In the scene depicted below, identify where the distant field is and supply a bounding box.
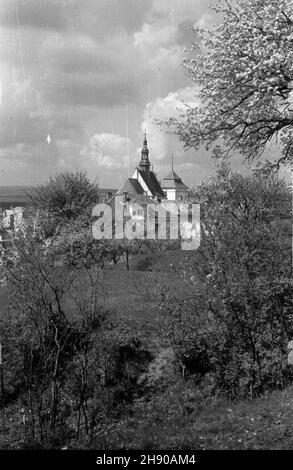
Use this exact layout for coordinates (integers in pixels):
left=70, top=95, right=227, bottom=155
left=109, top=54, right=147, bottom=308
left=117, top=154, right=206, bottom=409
left=0, top=249, right=193, bottom=347
left=0, top=186, right=31, bottom=209
left=1, top=248, right=293, bottom=449
left=64, top=249, right=196, bottom=350
left=0, top=185, right=116, bottom=210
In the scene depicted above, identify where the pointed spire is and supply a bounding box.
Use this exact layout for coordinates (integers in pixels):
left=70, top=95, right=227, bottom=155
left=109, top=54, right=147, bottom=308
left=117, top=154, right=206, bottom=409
left=171, top=153, right=174, bottom=171
left=142, top=131, right=149, bottom=155
left=139, top=131, right=150, bottom=172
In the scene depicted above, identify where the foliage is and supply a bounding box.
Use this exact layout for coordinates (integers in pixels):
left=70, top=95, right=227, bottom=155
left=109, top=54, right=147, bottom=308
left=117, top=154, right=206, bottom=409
left=28, top=171, right=99, bottom=226
left=168, top=0, right=293, bottom=166
left=86, top=384, right=293, bottom=450
left=1, top=235, right=102, bottom=440
left=0, top=234, right=152, bottom=447
left=159, top=165, right=293, bottom=398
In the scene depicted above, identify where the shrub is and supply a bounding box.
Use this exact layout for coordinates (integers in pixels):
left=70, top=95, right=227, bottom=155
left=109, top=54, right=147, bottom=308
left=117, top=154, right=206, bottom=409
left=28, top=171, right=99, bottom=223
left=160, top=166, right=293, bottom=398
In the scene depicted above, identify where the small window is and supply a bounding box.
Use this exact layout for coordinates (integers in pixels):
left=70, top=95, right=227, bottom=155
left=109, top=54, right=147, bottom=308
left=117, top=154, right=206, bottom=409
left=138, top=209, right=143, bottom=215
left=132, top=210, right=136, bottom=215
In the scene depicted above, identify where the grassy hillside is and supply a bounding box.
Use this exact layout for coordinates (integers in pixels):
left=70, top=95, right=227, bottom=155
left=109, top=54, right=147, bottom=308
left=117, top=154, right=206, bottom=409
left=0, top=249, right=292, bottom=450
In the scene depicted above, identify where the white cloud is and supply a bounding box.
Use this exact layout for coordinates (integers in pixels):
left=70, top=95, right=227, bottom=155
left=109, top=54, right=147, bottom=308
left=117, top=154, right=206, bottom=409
left=89, top=133, right=130, bottom=153
left=134, top=23, right=178, bottom=49
left=132, top=0, right=210, bottom=96
left=80, top=132, right=133, bottom=170
left=150, top=0, right=202, bottom=23
left=195, top=13, right=214, bottom=29
left=0, top=0, right=216, bottom=185
left=141, top=86, right=199, bottom=164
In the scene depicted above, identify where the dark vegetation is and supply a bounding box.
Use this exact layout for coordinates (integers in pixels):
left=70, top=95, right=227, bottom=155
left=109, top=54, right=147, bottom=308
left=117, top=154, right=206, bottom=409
left=0, top=165, right=292, bottom=449
left=1, top=0, right=292, bottom=450
left=159, top=164, right=293, bottom=399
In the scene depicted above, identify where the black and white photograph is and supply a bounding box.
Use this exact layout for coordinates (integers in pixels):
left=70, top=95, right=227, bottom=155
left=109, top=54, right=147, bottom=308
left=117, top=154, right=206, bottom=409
left=0, top=0, right=292, bottom=458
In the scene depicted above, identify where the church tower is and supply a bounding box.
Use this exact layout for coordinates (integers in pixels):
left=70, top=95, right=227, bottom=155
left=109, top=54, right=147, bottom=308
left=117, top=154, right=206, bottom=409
left=162, top=156, right=189, bottom=201
left=138, top=132, right=151, bottom=175
left=117, top=133, right=166, bottom=200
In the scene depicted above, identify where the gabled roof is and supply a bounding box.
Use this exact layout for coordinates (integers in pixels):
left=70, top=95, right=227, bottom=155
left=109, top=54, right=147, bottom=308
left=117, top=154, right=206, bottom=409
left=116, top=178, right=144, bottom=196
left=96, top=187, right=117, bottom=197
left=162, top=170, right=189, bottom=190
left=164, top=170, right=182, bottom=181
left=162, top=179, right=189, bottom=190
left=138, top=170, right=166, bottom=198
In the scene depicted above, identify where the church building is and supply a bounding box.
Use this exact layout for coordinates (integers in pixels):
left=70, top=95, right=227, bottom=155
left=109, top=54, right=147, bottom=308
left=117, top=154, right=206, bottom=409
left=161, top=165, right=189, bottom=201
left=116, top=133, right=189, bottom=202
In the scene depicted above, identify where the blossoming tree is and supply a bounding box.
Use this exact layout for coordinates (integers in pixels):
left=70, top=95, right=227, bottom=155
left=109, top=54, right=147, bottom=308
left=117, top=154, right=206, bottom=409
left=171, top=0, right=293, bottom=167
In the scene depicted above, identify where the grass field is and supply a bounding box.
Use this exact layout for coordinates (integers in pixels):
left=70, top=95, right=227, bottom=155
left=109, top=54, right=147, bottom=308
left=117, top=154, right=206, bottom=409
left=1, top=249, right=293, bottom=450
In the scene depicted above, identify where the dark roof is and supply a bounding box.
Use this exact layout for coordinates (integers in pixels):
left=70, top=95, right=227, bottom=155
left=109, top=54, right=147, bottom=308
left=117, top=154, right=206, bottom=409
left=129, top=194, right=155, bottom=206
left=138, top=170, right=166, bottom=198
left=162, top=180, right=189, bottom=190
left=116, top=178, right=145, bottom=196
left=96, top=187, right=117, bottom=196
left=162, top=170, right=189, bottom=190
left=164, top=170, right=182, bottom=181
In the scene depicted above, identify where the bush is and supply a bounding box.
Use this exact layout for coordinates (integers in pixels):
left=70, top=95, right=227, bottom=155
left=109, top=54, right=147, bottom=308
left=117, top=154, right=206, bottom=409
left=160, top=167, right=293, bottom=398
left=29, top=171, right=99, bottom=221
left=0, top=236, right=154, bottom=447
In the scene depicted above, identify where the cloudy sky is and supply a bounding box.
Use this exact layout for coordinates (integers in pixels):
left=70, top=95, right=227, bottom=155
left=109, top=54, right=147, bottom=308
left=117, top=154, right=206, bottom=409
left=0, top=0, right=280, bottom=189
